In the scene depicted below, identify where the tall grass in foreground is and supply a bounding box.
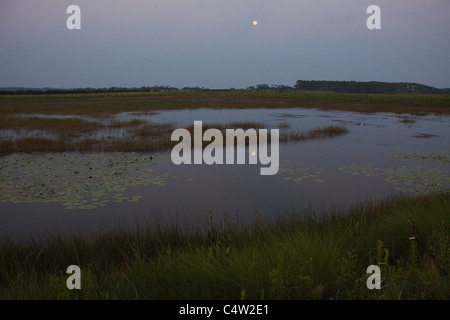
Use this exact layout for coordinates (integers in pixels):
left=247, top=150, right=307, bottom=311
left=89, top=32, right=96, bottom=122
left=0, top=193, right=448, bottom=300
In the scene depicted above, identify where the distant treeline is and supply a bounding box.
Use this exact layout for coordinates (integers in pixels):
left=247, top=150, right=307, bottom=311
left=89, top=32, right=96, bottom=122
left=293, top=80, right=450, bottom=94
left=1, top=81, right=449, bottom=95
left=0, top=85, right=180, bottom=95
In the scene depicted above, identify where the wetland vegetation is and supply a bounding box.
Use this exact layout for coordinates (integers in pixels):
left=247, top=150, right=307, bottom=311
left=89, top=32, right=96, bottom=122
left=0, top=90, right=449, bottom=300
left=0, top=193, right=448, bottom=299
left=1, top=90, right=447, bottom=154
left=1, top=90, right=449, bottom=115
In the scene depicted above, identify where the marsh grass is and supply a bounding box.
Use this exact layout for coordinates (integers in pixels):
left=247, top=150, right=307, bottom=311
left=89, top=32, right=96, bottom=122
left=1, top=89, right=446, bottom=154
left=131, top=123, right=175, bottom=139
left=398, top=117, right=417, bottom=123
left=0, top=116, right=101, bottom=136
left=0, top=193, right=448, bottom=299
left=109, top=119, right=147, bottom=128
left=280, top=125, right=349, bottom=142
left=184, top=122, right=348, bottom=145
left=0, top=118, right=349, bottom=154
left=1, top=90, right=448, bottom=116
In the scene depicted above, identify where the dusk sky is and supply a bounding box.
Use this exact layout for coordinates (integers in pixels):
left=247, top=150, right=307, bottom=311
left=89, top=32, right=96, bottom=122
left=1, top=0, right=449, bottom=89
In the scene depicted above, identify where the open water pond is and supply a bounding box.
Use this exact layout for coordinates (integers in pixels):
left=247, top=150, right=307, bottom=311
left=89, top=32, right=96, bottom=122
left=1, top=108, right=449, bottom=240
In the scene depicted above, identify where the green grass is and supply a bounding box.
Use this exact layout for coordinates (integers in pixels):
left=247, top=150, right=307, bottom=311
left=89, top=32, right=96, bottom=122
left=0, top=193, right=448, bottom=300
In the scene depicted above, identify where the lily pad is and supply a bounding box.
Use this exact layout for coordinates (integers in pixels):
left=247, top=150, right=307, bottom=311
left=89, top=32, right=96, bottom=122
left=278, top=161, right=324, bottom=183
left=339, top=162, right=449, bottom=194
left=0, top=152, right=172, bottom=210
left=388, top=151, right=450, bottom=165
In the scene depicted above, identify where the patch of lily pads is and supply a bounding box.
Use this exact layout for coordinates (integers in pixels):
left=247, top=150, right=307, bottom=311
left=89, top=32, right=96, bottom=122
left=278, top=161, right=324, bottom=183
left=339, top=151, right=449, bottom=194
left=0, top=152, right=176, bottom=210
left=339, top=164, right=449, bottom=194
left=388, top=151, right=450, bottom=165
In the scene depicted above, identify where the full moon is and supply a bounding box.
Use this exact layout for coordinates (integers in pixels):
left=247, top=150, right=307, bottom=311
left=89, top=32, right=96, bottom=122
left=253, top=20, right=258, bottom=26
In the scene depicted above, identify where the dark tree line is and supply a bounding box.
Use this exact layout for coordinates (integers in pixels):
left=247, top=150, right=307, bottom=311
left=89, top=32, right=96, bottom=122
left=293, top=80, right=446, bottom=93
left=1, top=81, right=448, bottom=95
left=0, top=85, right=179, bottom=95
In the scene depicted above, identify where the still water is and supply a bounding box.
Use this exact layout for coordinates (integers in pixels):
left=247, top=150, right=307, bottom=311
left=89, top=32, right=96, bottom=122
left=1, top=108, right=449, bottom=240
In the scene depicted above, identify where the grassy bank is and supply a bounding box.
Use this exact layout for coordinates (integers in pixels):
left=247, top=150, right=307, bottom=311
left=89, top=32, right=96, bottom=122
left=0, top=193, right=448, bottom=300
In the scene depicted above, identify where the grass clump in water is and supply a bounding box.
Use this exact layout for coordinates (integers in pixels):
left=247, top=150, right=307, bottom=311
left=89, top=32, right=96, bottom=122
left=280, top=125, right=349, bottom=142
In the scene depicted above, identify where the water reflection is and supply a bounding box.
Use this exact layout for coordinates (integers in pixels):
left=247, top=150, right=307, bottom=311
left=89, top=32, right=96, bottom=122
left=0, top=108, right=448, bottom=240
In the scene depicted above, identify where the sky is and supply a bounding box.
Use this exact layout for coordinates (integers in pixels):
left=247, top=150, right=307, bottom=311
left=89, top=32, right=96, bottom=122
left=0, top=0, right=449, bottom=89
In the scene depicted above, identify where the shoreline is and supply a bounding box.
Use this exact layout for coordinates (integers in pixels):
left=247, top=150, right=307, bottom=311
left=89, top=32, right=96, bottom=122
left=0, top=192, right=448, bottom=299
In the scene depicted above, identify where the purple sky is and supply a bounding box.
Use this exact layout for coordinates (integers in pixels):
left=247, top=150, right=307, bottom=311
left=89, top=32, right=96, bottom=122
left=1, top=0, right=449, bottom=89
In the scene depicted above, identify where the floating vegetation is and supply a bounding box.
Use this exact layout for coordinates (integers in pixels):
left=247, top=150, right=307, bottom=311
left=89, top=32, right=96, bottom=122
left=0, top=152, right=174, bottom=210
left=389, top=151, right=450, bottom=165
left=339, top=163, right=450, bottom=194
left=278, top=161, right=324, bottom=183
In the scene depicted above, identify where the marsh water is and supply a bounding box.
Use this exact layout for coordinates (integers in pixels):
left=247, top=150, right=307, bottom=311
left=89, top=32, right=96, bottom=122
left=1, top=108, right=449, bottom=240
